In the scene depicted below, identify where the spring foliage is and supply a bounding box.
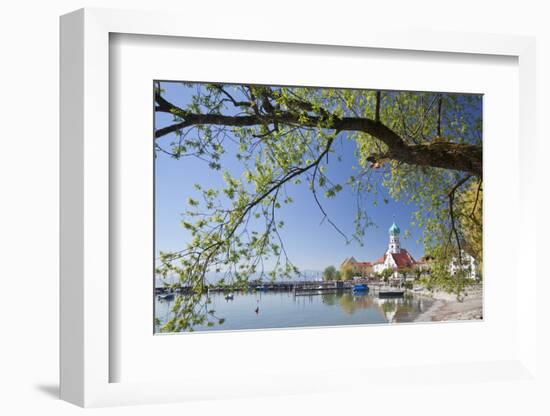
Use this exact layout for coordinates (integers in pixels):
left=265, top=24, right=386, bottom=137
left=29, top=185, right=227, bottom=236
left=154, top=82, right=482, bottom=331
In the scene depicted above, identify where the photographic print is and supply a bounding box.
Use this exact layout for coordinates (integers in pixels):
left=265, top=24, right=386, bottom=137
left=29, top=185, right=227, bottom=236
left=154, top=82, right=483, bottom=333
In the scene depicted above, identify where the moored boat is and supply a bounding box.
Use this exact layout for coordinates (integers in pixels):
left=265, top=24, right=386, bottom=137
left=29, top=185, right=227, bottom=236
left=378, top=289, right=404, bottom=298
left=352, top=284, right=369, bottom=292
left=158, top=292, right=175, bottom=301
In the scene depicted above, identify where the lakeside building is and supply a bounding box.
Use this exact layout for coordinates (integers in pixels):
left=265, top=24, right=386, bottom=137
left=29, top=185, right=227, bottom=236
left=341, top=221, right=417, bottom=280
left=449, top=251, right=479, bottom=280
left=417, top=252, right=479, bottom=280
left=340, top=220, right=479, bottom=281
left=340, top=257, right=373, bottom=277
left=416, top=255, right=434, bottom=272
left=372, top=221, right=417, bottom=279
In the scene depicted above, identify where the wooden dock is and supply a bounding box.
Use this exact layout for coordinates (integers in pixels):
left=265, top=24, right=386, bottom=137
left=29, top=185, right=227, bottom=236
left=155, top=279, right=388, bottom=295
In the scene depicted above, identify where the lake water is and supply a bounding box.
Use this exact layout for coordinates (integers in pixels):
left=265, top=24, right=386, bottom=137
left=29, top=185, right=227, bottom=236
left=155, top=290, right=433, bottom=333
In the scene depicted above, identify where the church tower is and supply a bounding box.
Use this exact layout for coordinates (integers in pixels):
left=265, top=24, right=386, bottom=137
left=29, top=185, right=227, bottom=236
left=387, top=221, right=401, bottom=254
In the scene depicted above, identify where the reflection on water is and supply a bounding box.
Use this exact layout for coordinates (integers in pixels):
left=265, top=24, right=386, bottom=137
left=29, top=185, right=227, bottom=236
left=321, top=291, right=429, bottom=323
left=155, top=290, right=432, bottom=333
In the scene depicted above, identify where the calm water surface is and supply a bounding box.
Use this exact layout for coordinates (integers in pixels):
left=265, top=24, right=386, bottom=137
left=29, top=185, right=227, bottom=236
left=155, top=290, right=433, bottom=333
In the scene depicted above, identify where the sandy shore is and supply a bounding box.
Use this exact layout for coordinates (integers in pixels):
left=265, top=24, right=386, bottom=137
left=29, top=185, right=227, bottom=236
left=414, top=287, right=483, bottom=322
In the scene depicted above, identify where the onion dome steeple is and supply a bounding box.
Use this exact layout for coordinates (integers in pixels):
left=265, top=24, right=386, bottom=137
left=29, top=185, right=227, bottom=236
left=389, top=221, right=400, bottom=236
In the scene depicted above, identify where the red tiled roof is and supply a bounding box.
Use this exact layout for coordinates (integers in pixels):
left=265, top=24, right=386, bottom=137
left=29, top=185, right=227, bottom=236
left=390, top=249, right=416, bottom=268
left=418, top=255, right=434, bottom=263
left=373, top=250, right=417, bottom=268
left=356, top=261, right=372, bottom=267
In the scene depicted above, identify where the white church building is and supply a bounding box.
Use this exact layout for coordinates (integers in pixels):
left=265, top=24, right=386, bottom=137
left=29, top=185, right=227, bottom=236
left=372, top=221, right=417, bottom=278
left=341, top=220, right=479, bottom=281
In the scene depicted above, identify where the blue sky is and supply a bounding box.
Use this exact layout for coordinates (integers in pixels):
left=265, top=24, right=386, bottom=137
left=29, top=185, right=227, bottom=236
left=155, top=82, right=427, bottom=271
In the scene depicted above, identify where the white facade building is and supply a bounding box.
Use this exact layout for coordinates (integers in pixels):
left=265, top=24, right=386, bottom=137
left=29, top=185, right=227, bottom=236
left=372, top=221, right=417, bottom=278
left=449, top=251, right=479, bottom=280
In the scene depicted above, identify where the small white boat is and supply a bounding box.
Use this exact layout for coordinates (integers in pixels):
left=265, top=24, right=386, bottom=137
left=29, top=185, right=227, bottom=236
left=158, top=292, right=175, bottom=301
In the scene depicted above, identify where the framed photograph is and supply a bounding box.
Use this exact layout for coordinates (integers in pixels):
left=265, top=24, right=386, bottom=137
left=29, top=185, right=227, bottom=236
left=153, top=81, right=483, bottom=334
left=60, top=8, right=538, bottom=408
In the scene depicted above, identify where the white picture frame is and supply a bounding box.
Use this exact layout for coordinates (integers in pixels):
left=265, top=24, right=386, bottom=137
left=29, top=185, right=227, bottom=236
left=60, top=7, right=538, bottom=408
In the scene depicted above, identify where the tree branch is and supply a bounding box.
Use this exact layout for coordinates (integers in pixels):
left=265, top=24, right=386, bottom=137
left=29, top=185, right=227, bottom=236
left=448, top=175, right=472, bottom=267
left=310, top=159, right=351, bottom=243
left=155, top=93, right=482, bottom=177
left=211, top=84, right=252, bottom=108
left=375, top=91, right=381, bottom=122
left=437, top=95, right=442, bottom=137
